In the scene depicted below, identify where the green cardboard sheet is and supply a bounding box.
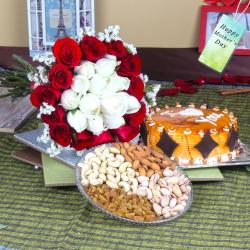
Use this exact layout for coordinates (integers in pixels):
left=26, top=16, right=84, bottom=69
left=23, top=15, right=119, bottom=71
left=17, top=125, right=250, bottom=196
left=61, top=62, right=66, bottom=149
left=42, top=153, right=75, bottom=187
left=183, top=167, right=224, bottom=182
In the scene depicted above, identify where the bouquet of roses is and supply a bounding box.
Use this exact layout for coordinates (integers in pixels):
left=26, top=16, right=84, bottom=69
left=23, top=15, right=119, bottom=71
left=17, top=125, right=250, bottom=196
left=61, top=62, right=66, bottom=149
left=28, top=26, right=160, bottom=156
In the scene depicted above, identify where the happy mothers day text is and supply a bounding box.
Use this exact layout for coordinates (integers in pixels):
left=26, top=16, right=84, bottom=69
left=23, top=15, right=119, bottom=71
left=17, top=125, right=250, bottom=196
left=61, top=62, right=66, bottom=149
left=213, top=24, right=239, bottom=48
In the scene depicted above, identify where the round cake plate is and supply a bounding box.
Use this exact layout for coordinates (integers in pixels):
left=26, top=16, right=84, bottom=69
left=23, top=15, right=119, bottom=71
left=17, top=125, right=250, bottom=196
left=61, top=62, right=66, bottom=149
left=75, top=144, right=193, bottom=225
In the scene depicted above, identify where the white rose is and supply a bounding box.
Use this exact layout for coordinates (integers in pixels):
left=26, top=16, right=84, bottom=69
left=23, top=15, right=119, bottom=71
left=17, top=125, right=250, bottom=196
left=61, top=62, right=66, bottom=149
left=74, top=61, right=95, bottom=79
left=79, top=93, right=100, bottom=117
left=61, top=89, right=81, bottom=110
left=119, top=92, right=141, bottom=114
left=87, top=115, right=104, bottom=135
left=103, top=115, right=125, bottom=129
left=89, top=74, right=109, bottom=95
left=71, top=75, right=90, bottom=95
left=101, top=93, right=128, bottom=117
left=95, top=57, right=117, bottom=77
left=67, top=110, right=87, bottom=133
left=103, top=73, right=130, bottom=94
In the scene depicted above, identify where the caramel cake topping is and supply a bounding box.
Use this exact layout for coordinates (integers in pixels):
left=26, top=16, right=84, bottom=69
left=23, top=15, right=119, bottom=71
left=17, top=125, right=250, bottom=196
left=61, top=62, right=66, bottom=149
left=143, top=105, right=239, bottom=166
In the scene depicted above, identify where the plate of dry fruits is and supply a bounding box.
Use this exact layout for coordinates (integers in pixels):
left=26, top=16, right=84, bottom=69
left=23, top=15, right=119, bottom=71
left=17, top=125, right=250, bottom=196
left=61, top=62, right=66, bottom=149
left=75, top=143, right=193, bottom=224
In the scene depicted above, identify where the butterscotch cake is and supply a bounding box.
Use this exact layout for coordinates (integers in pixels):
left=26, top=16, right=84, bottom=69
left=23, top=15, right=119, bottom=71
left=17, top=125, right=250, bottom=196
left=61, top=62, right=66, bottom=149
left=141, top=103, right=239, bottom=166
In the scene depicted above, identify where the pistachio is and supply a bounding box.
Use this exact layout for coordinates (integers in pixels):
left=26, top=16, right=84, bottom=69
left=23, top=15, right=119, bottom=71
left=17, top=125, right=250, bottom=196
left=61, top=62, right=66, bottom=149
left=153, top=203, right=162, bottom=216
left=160, top=188, right=171, bottom=196
left=160, top=197, right=170, bottom=207
left=163, top=168, right=174, bottom=177
left=166, top=176, right=180, bottom=185
left=169, top=197, right=177, bottom=208
left=173, top=185, right=182, bottom=198
left=162, top=206, right=170, bottom=214
left=163, top=212, right=171, bottom=219
left=137, top=176, right=149, bottom=183
left=136, top=187, right=147, bottom=196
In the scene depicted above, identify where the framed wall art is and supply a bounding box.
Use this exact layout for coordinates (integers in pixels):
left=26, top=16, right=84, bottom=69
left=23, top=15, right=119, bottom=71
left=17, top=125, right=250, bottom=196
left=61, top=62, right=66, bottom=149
left=27, top=0, right=95, bottom=57
left=199, top=5, right=250, bottom=55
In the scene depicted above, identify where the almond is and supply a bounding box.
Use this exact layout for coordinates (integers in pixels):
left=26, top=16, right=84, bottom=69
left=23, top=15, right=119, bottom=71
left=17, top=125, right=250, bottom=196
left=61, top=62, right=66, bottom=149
left=155, top=169, right=163, bottom=177
left=127, top=144, right=137, bottom=152
left=133, top=150, right=147, bottom=159
left=152, top=150, right=164, bottom=159
left=123, top=142, right=130, bottom=149
left=128, top=151, right=136, bottom=160
left=141, top=164, right=148, bottom=171
left=162, top=159, right=172, bottom=166
left=159, top=162, right=167, bottom=169
left=146, top=169, right=155, bottom=178
left=124, top=154, right=133, bottom=163
left=136, top=145, right=145, bottom=152
left=151, top=163, right=161, bottom=171
left=169, top=163, right=176, bottom=170
left=147, top=156, right=161, bottom=163
left=141, top=158, right=151, bottom=167
left=132, top=160, right=140, bottom=170
left=139, top=167, right=146, bottom=176
left=120, top=148, right=127, bottom=156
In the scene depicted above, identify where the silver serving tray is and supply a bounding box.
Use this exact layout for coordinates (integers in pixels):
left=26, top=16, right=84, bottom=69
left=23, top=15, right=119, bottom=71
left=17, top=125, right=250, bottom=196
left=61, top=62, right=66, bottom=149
left=75, top=145, right=193, bottom=225
left=180, top=141, right=250, bottom=169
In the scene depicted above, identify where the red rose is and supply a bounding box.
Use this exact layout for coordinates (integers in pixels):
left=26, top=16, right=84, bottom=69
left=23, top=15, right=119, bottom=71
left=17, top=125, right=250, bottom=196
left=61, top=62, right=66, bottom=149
left=80, top=36, right=106, bottom=62
left=30, top=85, right=61, bottom=108
left=52, top=37, right=82, bottom=68
left=105, top=40, right=127, bottom=58
left=112, top=125, right=139, bottom=142
left=73, top=130, right=114, bottom=151
left=49, top=64, right=73, bottom=90
left=118, top=54, right=141, bottom=77
left=49, top=123, right=72, bottom=147
left=73, top=130, right=93, bottom=150
left=42, top=105, right=65, bottom=126
left=92, top=131, right=115, bottom=146
left=124, top=102, right=146, bottom=127
left=127, top=77, right=144, bottom=101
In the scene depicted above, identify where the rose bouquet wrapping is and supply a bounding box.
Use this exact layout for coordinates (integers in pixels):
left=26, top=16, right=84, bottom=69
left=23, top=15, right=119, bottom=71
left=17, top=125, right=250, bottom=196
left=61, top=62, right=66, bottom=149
left=28, top=26, right=160, bottom=156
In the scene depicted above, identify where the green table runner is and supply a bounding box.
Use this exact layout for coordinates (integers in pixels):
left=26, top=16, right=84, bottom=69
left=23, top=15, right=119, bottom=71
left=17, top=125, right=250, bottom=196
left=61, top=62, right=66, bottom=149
left=0, top=87, right=249, bottom=249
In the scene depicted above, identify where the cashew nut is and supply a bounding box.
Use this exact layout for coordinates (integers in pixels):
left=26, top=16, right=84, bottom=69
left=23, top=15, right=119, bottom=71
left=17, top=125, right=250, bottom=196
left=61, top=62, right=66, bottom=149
left=118, top=181, right=130, bottom=192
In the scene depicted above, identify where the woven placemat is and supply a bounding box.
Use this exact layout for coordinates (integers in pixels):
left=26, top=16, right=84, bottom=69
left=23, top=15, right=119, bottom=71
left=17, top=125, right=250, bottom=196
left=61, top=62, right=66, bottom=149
left=0, top=87, right=249, bottom=250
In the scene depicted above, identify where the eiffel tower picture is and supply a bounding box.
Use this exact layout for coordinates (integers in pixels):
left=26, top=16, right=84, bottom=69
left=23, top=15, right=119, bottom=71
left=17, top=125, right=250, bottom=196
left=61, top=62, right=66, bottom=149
left=55, top=0, right=68, bottom=39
